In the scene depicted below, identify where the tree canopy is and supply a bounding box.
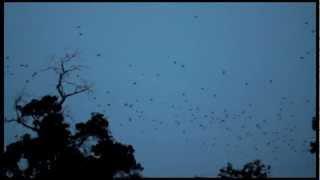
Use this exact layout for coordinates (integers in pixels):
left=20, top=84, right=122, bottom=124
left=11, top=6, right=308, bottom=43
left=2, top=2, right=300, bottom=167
left=1, top=53, right=143, bottom=179
left=1, top=95, right=143, bottom=180
left=218, top=160, right=270, bottom=179
left=310, top=116, right=317, bottom=154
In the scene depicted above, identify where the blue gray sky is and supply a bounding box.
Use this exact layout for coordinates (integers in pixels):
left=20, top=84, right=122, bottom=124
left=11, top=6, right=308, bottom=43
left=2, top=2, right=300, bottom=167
left=4, top=3, right=316, bottom=177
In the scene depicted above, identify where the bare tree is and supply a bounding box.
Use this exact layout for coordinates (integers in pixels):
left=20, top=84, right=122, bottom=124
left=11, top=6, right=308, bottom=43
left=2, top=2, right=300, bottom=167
left=6, top=50, right=93, bottom=133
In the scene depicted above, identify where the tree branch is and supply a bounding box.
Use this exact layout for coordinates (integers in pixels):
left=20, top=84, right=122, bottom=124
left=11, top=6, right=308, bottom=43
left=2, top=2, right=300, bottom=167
left=51, top=51, right=92, bottom=105
left=10, top=94, right=40, bottom=133
left=8, top=50, right=92, bottom=133
left=6, top=116, right=39, bottom=133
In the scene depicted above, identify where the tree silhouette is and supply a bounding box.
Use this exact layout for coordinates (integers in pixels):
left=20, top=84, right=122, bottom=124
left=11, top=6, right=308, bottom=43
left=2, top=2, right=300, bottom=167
left=310, top=116, right=317, bottom=154
left=1, top=52, right=143, bottom=179
left=218, top=160, right=270, bottom=179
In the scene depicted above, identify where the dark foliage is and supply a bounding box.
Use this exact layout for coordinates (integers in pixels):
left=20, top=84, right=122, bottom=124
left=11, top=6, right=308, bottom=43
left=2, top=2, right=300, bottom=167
left=310, top=116, right=317, bottom=154
left=218, top=160, right=270, bottom=179
left=0, top=95, right=143, bottom=180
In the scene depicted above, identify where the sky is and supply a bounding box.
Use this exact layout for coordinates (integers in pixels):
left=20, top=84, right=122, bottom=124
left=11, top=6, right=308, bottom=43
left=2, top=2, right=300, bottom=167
left=4, top=3, right=316, bottom=177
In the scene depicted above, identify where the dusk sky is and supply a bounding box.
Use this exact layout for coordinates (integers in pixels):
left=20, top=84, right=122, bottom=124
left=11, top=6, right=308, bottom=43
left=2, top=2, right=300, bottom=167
left=4, top=3, right=316, bottom=177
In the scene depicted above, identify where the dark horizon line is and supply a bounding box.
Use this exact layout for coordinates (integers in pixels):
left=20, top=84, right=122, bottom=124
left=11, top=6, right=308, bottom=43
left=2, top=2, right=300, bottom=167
left=3, top=0, right=318, bottom=3
left=122, top=177, right=316, bottom=179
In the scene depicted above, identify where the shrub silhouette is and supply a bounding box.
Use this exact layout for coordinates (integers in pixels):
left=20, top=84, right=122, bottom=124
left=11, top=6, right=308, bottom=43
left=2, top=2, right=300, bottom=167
left=310, top=116, right=317, bottom=154
left=1, top=95, right=143, bottom=179
left=218, top=160, right=270, bottom=179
